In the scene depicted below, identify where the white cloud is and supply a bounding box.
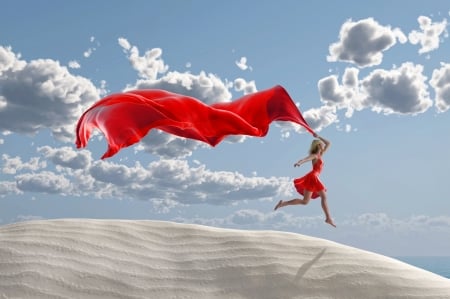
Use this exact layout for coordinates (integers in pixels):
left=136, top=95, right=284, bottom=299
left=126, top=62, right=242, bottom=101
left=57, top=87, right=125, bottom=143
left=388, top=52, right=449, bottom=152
left=318, top=68, right=364, bottom=118
left=0, top=46, right=100, bottom=142
left=430, top=62, right=450, bottom=112
left=69, top=156, right=293, bottom=207
left=83, top=37, right=98, bottom=59
left=233, top=78, right=257, bottom=94
left=235, top=56, right=252, bottom=71
left=343, top=213, right=450, bottom=233
left=136, top=131, right=201, bottom=159
left=83, top=48, right=94, bottom=58
left=318, top=75, right=347, bottom=104
left=317, top=63, right=432, bottom=117
left=0, top=181, right=21, bottom=197
left=10, top=146, right=293, bottom=209
left=135, top=159, right=293, bottom=206
left=0, top=46, right=25, bottom=74
left=303, top=106, right=339, bottom=132
left=277, top=103, right=339, bottom=135
left=327, top=18, right=407, bottom=67
left=408, top=16, right=448, bottom=54
left=361, top=62, right=432, bottom=115
left=68, top=60, right=81, bottom=69
left=38, top=146, right=91, bottom=169
left=118, top=37, right=131, bottom=51
left=174, top=209, right=323, bottom=230
left=336, top=123, right=353, bottom=133
left=15, top=171, right=72, bottom=194
left=1, top=154, right=46, bottom=175
left=118, top=37, right=168, bottom=80
left=89, top=160, right=149, bottom=186
left=132, top=70, right=232, bottom=105
left=119, top=38, right=233, bottom=104
left=175, top=210, right=450, bottom=235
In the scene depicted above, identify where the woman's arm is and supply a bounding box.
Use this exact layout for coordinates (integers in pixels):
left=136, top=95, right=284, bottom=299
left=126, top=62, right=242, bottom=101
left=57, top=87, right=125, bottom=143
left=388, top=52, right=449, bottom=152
left=294, top=154, right=317, bottom=167
left=314, top=133, right=331, bottom=155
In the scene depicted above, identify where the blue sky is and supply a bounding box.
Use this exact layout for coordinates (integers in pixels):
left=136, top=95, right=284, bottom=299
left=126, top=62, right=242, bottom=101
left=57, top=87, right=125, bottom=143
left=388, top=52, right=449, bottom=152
left=1, top=0, right=450, bottom=256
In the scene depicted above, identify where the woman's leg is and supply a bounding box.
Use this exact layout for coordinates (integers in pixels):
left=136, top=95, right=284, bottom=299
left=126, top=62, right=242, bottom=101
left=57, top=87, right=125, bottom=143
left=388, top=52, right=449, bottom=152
left=318, top=190, right=336, bottom=227
left=274, top=191, right=312, bottom=210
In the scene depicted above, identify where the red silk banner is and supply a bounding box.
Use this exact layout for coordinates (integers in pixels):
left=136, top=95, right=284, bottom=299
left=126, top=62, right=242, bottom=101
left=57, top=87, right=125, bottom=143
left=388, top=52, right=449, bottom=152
left=76, top=85, right=314, bottom=159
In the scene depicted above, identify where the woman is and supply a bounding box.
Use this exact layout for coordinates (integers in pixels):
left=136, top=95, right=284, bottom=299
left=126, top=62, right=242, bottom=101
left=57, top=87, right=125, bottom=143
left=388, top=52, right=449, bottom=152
left=274, top=133, right=336, bottom=227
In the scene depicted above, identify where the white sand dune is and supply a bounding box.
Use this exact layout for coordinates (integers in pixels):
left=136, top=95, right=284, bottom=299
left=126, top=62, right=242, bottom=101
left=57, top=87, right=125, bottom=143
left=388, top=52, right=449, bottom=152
left=0, top=219, right=449, bottom=299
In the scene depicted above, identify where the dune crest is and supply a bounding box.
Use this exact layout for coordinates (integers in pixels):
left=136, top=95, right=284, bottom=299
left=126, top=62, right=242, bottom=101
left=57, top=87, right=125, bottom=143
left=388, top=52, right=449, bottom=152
left=1, top=219, right=449, bottom=299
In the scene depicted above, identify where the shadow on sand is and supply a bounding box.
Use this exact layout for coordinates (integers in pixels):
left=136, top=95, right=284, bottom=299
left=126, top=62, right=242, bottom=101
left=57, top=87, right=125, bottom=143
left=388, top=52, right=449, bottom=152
left=215, top=247, right=328, bottom=299
left=294, top=248, right=326, bottom=283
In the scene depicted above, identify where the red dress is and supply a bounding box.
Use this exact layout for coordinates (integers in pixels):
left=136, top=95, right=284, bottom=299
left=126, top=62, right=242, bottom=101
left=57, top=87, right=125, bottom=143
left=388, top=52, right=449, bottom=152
left=293, top=155, right=326, bottom=199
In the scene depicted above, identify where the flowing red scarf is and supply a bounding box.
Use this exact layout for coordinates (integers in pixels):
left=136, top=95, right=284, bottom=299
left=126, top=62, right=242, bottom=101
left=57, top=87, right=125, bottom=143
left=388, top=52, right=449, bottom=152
left=76, top=85, right=314, bottom=159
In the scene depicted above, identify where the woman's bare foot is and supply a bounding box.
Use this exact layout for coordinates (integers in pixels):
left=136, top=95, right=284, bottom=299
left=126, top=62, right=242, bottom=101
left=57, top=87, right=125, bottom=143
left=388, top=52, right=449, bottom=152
left=274, top=200, right=283, bottom=211
left=325, top=218, right=336, bottom=227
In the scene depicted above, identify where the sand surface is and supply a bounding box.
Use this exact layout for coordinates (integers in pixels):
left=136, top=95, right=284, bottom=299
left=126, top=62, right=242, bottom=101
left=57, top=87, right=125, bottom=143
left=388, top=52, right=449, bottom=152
left=1, top=219, right=449, bottom=298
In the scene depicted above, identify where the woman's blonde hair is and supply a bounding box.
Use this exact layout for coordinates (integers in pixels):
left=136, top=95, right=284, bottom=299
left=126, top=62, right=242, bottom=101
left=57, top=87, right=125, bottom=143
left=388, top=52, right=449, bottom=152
left=309, top=139, right=323, bottom=155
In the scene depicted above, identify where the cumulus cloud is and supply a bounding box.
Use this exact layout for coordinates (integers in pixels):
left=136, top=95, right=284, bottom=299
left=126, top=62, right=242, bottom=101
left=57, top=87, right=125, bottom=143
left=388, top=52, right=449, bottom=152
left=118, top=37, right=168, bottom=80
left=233, top=78, right=257, bottom=94
left=37, top=146, right=91, bottom=169
left=0, top=46, right=25, bottom=74
left=319, top=75, right=347, bottom=104
left=430, top=62, right=450, bottom=112
left=408, top=16, right=448, bottom=54
left=139, top=159, right=292, bottom=206
left=317, top=69, right=364, bottom=120
left=303, top=106, right=339, bottom=132
left=0, top=45, right=100, bottom=142
left=3, top=146, right=293, bottom=209
left=118, top=39, right=233, bottom=104
left=361, top=62, right=432, bottom=115
left=89, top=160, right=149, bottom=186
left=317, top=63, right=432, bottom=116
left=76, top=157, right=293, bottom=208
left=327, top=18, right=407, bottom=67
left=1, top=154, right=46, bottom=175
left=0, top=181, right=21, bottom=197
left=15, top=171, right=72, bottom=194
left=136, top=131, right=202, bottom=159
left=132, top=70, right=232, bottom=105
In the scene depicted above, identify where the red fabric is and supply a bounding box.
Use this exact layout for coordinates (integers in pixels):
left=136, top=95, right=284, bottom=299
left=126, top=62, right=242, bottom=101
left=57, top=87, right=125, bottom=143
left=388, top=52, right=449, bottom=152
left=293, top=156, right=326, bottom=199
left=76, top=85, right=314, bottom=159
